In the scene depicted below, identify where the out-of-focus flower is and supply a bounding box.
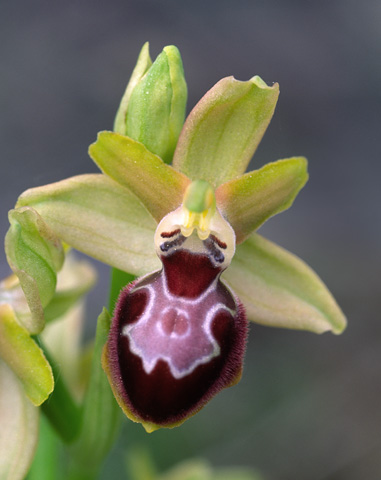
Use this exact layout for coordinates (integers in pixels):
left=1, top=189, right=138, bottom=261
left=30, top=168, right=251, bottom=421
left=125, top=446, right=265, bottom=480
left=0, top=250, right=96, bottom=479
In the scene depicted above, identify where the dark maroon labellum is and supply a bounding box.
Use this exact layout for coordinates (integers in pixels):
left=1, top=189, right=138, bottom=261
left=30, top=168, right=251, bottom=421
left=104, top=234, right=248, bottom=431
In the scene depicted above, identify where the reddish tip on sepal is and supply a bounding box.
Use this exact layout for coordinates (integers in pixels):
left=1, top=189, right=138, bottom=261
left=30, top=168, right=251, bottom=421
left=103, top=250, right=248, bottom=432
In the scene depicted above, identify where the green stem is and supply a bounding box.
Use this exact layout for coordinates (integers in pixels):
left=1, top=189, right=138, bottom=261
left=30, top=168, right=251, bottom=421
left=27, top=415, right=64, bottom=480
left=67, top=308, right=121, bottom=480
left=108, top=267, right=136, bottom=312
left=66, top=462, right=100, bottom=480
left=34, top=336, right=82, bottom=443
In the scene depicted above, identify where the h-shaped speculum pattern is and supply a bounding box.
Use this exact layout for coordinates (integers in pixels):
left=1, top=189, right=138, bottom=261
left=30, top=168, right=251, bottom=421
left=122, top=266, right=233, bottom=379
left=103, top=185, right=248, bottom=432
left=124, top=224, right=233, bottom=379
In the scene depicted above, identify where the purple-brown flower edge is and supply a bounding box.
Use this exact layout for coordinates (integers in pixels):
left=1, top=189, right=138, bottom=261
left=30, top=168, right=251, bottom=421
left=103, top=203, right=248, bottom=432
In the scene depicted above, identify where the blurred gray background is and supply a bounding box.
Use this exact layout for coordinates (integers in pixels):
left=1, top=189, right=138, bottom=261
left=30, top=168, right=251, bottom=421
left=1, top=1, right=380, bottom=479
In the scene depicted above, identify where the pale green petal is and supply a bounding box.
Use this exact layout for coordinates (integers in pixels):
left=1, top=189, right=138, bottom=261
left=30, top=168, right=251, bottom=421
left=173, top=76, right=279, bottom=187
left=224, top=234, right=347, bottom=334
left=5, top=207, right=64, bottom=333
left=0, top=360, right=39, bottom=480
left=114, top=42, right=152, bottom=135
left=17, top=174, right=160, bottom=276
left=89, top=132, right=190, bottom=222
left=216, top=157, right=308, bottom=244
left=0, top=304, right=54, bottom=405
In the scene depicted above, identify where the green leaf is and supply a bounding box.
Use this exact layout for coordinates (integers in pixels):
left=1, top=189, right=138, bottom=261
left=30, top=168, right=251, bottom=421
left=0, top=304, right=54, bottom=405
left=173, top=76, right=279, bottom=187
left=17, top=174, right=160, bottom=276
left=114, top=42, right=152, bottom=135
left=0, top=360, right=39, bottom=480
left=5, top=208, right=64, bottom=333
left=44, top=255, right=97, bottom=323
left=125, top=45, right=187, bottom=163
left=216, top=157, right=308, bottom=244
left=89, top=132, right=190, bottom=222
left=69, top=309, right=120, bottom=477
left=224, top=234, right=347, bottom=334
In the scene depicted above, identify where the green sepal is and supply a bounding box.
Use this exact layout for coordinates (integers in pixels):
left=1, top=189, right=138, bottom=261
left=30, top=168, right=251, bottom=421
left=17, top=174, right=159, bottom=277
left=114, top=42, right=153, bottom=135
left=69, top=309, right=120, bottom=477
left=173, top=75, right=279, bottom=187
left=224, top=234, right=347, bottom=334
left=89, top=132, right=190, bottom=222
left=0, top=360, right=40, bottom=480
left=0, top=304, right=54, bottom=405
left=5, top=207, right=64, bottom=334
left=124, top=45, right=187, bottom=163
left=216, top=157, right=308, bottom=244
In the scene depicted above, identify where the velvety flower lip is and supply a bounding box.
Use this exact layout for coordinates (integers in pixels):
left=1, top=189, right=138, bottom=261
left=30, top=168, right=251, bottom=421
left=103, top=275, right=247, bottom=432
left=103, top=181, right=248, bottom=432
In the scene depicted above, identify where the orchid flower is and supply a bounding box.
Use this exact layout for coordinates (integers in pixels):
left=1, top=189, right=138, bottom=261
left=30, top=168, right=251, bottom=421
left=6, top=43, right=346, bottom=435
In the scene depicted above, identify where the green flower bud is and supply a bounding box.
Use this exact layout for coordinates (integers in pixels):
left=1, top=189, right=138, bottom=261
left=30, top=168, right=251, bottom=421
left=114, top=43, right=187, bottom=164
left=114, top=42, right=152, bottom=135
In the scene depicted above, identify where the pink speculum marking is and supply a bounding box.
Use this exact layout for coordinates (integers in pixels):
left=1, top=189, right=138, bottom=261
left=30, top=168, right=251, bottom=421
left=109, top=233, right=248, bottom=426
left=122, top=271, right=234, bottom=378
